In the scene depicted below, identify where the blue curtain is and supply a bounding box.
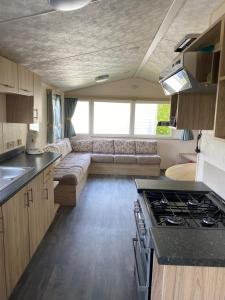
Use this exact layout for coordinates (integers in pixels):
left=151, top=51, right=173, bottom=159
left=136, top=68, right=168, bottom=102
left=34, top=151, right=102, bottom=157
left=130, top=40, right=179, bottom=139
left=182, top=129, right=194, bottom=141
left=47, top=90, right=54, bottom=143
left=47, top=90, right=62, bottom=143
left=53, top=94, right=63, bottom=141
left=64, top=98, right=77, bottom=138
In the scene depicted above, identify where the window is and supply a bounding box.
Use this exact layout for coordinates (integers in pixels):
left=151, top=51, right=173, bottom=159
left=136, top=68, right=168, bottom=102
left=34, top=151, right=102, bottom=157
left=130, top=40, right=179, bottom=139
left=53, top=94, right=62, bottom=140
left=72, top=100, right=171, bottom=137
left=93, top=102, right=131, bottom=135
left=134, top=103, right=171, bottom=136
left=71, top=101, right=89, bottom=134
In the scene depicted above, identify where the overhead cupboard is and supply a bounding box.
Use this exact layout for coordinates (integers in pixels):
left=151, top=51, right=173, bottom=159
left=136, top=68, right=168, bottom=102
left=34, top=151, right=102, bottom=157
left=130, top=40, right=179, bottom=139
left=0, top=55, right=42, bottom=124
left=168, top=16, right=225, bottom=136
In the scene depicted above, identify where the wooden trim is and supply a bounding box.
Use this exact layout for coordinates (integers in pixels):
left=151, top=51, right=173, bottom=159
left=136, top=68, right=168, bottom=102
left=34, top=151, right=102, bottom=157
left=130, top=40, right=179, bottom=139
left=89, top=163, right=160, bottom=176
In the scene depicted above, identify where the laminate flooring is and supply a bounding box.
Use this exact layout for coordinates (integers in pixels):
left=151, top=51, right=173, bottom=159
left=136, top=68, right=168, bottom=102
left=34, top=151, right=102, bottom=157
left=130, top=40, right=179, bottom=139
left=10, top=175, right=145, bottom=300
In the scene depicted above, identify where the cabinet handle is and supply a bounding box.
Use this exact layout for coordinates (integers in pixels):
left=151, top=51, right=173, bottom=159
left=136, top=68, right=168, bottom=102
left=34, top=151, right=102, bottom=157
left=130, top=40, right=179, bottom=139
left=27, top=188, right=33, bottom=203
left=24, top=192, right=29, bottom=207
left=21, top=88, right=30, bottom=92
left=0, top=83, right=14, bottom=88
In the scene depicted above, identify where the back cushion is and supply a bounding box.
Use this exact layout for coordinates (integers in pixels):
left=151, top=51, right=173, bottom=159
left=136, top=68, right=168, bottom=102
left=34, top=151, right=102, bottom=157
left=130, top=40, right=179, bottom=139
left=71, top=140, right=93, bottom=153
left=55, top=140, right=70, bottom=158
left=93, top=139, right=114, bottom=154
left=135, top=140, right=157, bottom=154
left=114, top=140, right=135, bottom=154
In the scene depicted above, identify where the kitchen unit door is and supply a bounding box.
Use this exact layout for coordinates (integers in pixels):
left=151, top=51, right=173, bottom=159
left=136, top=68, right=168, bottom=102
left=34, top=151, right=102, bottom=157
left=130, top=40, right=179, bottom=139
left=27, top=173, right=47, bottom=257
left=0, top=56, right=18, bottom=94
left=18, top=65, right=34, bottom=96
left=33, top=73, right=42, bottom=124
left=43, top=165, right=55, bottom=231
left=2, top=186, right=30, bottom=297
left=0, top=208, right=7, bottom=300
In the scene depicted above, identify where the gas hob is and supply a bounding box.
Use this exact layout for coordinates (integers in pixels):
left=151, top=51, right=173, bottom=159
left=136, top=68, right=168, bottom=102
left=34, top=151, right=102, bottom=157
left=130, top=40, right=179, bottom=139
left=143, top=191, right=225, bottom=229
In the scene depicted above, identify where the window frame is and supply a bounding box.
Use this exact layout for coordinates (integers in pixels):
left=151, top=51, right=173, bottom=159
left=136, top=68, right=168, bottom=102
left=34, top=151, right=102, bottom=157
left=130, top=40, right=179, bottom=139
left=73, top=98, right=175, bottom=139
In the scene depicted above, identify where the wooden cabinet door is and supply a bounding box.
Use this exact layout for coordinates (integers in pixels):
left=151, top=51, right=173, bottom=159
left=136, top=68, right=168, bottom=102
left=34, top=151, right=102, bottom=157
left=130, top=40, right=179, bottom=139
left=18, top=65, right=34, bottom=96
left=0, top=56, right=18, bottom=94
left=2, top=186, right=30, bottom=297
left=0, top=208, right=7, bottom=300
left=43, top=166, right=55, bottom=230
left=33, top=73, right=42, bottom=124
left=27, top=173, right=47, bottom=258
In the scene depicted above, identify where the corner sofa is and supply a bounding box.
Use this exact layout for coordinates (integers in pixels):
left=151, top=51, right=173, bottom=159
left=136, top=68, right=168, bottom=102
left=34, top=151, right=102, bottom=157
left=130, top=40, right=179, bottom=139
left=45, top=138, right=161, bottom=206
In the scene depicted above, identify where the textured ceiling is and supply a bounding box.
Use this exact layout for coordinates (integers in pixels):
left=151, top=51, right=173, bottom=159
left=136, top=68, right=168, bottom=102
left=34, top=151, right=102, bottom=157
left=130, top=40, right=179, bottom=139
left=139, top=0, right=223, bottom=81
left=0, top=0, right=173, bottom=91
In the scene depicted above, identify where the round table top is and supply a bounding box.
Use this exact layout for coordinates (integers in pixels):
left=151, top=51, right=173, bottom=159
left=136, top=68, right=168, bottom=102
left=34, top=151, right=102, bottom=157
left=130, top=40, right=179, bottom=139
left=165, top=163, right=196, bottom=181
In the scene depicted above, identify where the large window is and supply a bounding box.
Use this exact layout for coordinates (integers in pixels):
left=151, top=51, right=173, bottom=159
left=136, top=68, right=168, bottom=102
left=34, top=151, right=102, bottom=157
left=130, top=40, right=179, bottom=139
left=134, top=103, right=171, bottom=136
left=94, top=102, right=131, bottom=134
left=72, top=100, right=171, bottom=137
left=71, top=101, right=89, bottom=134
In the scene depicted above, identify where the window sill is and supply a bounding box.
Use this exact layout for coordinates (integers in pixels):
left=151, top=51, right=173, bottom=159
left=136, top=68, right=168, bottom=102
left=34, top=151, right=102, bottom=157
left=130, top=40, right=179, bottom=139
left=73, top=134, right=182, bottom=141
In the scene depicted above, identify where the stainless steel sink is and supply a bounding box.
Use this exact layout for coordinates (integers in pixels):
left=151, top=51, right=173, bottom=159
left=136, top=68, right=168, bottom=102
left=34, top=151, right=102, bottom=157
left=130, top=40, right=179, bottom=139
left=0, top=166, right=34, bottom=191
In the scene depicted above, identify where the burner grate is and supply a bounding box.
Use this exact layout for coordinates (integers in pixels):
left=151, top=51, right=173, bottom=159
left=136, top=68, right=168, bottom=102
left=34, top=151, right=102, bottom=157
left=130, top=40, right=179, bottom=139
left=143, top=191, right=225, bottom=228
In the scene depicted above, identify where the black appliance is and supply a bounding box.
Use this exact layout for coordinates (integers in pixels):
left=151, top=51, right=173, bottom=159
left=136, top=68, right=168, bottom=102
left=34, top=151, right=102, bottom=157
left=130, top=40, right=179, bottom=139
left=133, top=182, right=225, bottom=300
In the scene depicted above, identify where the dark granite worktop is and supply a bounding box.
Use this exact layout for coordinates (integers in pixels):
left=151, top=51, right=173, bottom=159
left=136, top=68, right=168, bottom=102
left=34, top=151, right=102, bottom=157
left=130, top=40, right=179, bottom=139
left=136, top=179, right=225, bottom=267
left=0, top=149, right=61, bottom=206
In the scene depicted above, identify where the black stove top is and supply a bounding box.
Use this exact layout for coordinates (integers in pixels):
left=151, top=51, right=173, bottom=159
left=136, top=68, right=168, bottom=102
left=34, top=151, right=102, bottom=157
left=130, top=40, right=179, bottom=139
left=143, top=191, right=225, bottom=228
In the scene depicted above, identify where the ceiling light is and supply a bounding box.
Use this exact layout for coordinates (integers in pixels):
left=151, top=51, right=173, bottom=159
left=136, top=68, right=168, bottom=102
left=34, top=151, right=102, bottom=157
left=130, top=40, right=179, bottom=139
left=48, top=0, right=92, bottom=11
left=95, top=75, right=109, bottom=83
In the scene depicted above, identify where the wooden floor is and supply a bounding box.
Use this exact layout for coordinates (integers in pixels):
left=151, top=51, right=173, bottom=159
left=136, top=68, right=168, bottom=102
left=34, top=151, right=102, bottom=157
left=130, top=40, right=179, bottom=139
left=10, top=175, right=142, bottom=300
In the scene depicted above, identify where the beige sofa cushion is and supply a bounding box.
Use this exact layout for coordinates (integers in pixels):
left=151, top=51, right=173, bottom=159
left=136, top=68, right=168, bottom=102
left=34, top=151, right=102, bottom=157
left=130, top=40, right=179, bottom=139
left=114, top=140, right=135, bottom=154
left=135, top=140, right=157, bottom=154
left=137, top=155, right=161, bottom=165
left=54, top=166, right=83, bottom=185
left=92, top=154, right=114, bottom=163
left=71, top=139, right=93, bottom=153
left=114, top=155, right=137, bottom=164
left=93, top=139, right=114, bottom=154
left=45, top=138, right=71, bottom=160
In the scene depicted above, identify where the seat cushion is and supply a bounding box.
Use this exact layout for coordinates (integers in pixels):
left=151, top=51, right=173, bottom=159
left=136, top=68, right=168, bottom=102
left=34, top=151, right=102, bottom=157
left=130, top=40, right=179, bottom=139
left=54, top=166, right=83, bottom=185
left=135, top=140, right=157, bottom=154
left=91, top=154, right=114, bottom=163
left=114, top=155, right=137, bottom=164
left=137, top=155, right=161, bottom=165
left=114, top=140, right=135, bottom=154
left=93, top=139, right=114, bottom=154
left=71, top=139, right=93, bottom=153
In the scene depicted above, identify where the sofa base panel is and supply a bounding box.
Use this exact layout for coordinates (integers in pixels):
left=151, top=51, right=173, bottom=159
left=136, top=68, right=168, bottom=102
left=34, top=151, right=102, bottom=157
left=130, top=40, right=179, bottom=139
left=89, top=163, right=160, bottom=177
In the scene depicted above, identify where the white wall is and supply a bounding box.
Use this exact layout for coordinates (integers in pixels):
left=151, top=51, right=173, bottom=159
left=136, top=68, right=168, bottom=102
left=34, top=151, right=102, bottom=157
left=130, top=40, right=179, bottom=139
left=196, top=132, right=225, bottom=198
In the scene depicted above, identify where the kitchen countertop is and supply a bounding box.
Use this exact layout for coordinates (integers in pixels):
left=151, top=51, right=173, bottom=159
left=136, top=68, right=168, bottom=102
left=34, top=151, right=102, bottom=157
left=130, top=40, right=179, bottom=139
left=151, top=227, right=225, bottom=267
left=135, top=178, right=211, bottom=192
left=136, top=179, right=225, bottom=267
left=0, top=150, right=61, bottom=206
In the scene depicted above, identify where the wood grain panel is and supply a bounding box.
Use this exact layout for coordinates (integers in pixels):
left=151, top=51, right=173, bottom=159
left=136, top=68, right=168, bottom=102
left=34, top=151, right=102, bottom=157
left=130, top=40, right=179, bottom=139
left=2, top=186, right=30, bottom=297
left=33, top=73, right=42, bottom=124
left=18, top=65, right=34, bottom=96
left=0, top=207, right=7, bottom=300
left=0, top=56, right=18, bottom=94
left=177, top=93, right=216, bottom=130
left=89, top=163, right=160, bottom=176
left=6, top=94, right=34, bottom=124
left=27, top=173, right=46, bottom=257
left=152, top=256, right=225, bottom=300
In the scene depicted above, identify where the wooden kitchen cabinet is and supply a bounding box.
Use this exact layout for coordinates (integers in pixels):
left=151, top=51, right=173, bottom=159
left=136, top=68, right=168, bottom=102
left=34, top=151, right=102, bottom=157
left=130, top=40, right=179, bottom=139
left=6, top=94, right=34, bottom=124
left=0, top=208, right=7, bottom=300
left=170, top=92, right=216, bottom=130
left=43, top=165, right=55, bottom=230
left=2, top=186, right=30, bottom=297
left=151, top=254, right=225, bottom=300
left=0, top=56, right=18, bottom=94
left=33, top=73, right=42, bottom=123
left=27, top=173, right=47, bottom=257
left=18, top=64, right=34, bottom=96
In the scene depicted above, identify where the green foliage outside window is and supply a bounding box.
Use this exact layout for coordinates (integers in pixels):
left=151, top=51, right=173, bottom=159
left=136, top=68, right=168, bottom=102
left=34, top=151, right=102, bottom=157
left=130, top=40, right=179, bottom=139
left=156, top=104, right=171, bottom=136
